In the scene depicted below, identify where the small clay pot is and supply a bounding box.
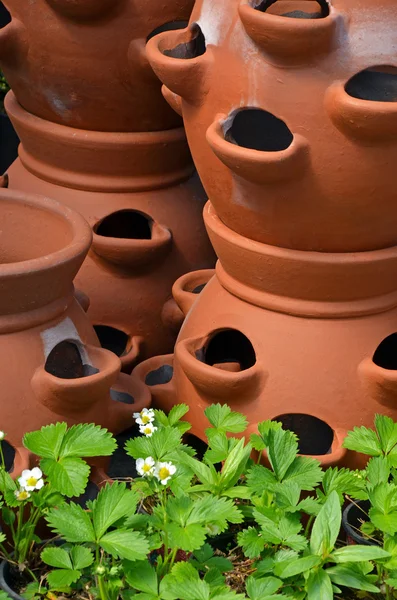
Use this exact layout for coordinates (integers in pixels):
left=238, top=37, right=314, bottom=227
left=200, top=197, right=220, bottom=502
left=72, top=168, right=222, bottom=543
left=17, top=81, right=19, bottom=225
left=0, top=559, right=27, bottom=600
left=342, top=501, right=376, bottom=546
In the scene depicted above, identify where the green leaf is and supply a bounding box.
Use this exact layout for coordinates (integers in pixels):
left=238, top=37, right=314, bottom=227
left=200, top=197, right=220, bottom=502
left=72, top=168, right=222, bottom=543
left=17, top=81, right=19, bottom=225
left=267, top=428, right=298, bottom=481
left=92, top=482, right=139, bottom=538
left=366, top=456, right=391, bottom=486
left=47, top=569, right=81, bottom=590
left=45, top=502, right=95, bottom=542
left=275, top=555, right=322, bottom=578
left=41, top=456, right=90, bottom=497
left=59, top=423, right=116, bottom=458
left=222, top=486, right=251, bottom=500
left=100, top=529, right=149, bottom=561
left=375, top=414, right=397, bottom=453
left=168, top=404, right=189, bottom=426
left=310, top=490, right=341, bottom=557
left=321, top=467, right=366, bottom=499
left=332, top=544, right=390, bottom=563
left=246, top=465, right=277, bottom=495
left=189, top=496, right=243, bottom=527
left=283, top=457, right=323, bottom=491
left=327, top=564, right=380, bottom=593
left=168, top=522, right=207, bottom=552
left=306, top=569, right=333, bottom=600
left=237, top=527, right=266, bottom=558
left=161, top=562, right=209, bottom=600
left=41, top=547, right=72, bottom=569
left=246, top=576, right=282, bottom=599
left=70, top=546, right=94, bottom=570
left=205, top=405, right=248, bottom=434
left=369, top=507, right=397, bottom=535
left=182, top=454, right=219, bottom=487
left=125, top=436, right=154, bottom=460
left=220, top=438, right=252, bottom=488
left=124, top=560, right=158, bottom=595
left=23, top=423, right=67, bottom=459
left=343, top=426, right=382, bottom=456
left=249, top=434, right=266, bottom=453
left=205, top=431, right=230, bottom=464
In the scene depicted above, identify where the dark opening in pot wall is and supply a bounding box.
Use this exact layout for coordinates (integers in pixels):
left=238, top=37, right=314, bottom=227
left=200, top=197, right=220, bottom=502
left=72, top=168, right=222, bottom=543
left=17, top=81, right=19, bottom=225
left=163, top=23, right=206, bottom=59
left=345, top=66, right=397, bottom=102
left=94, top=325, right=129, bottom=357
left=146, top=20, right=189, bottom=42
left=197, top=329, right=256, bottom=372
left=145, top=364, right=174, bottom=386
left=373, top=333, right=397, bottom=370
left=45, top=341, right=99, bottom=379
left=94, top=210, right=152, bottom=240
left=224, top=108, right=293, bottom=152
left=1, top=441, right=15, bottom=473
left=254, top=0, right=329, bottom=18
left=272, top=413, right=334, bottom=455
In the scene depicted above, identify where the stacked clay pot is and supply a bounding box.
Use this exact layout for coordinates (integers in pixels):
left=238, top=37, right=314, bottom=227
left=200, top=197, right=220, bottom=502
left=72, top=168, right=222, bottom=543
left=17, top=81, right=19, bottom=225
left=0, top=0, right=215, bottom=369
left=138, top=0, right=397, bottom=468
left=0, top=186, right=150, bottom=475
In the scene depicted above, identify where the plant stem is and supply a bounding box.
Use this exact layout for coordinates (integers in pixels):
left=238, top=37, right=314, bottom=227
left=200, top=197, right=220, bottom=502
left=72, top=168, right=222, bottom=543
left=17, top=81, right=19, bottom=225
left=98, top=576, right=109, bottom=600
left=0, top=443, right=5, bottom=470
left=304, top=515, right=315, bottom=537
left=168, top=548, right=178, bottom=572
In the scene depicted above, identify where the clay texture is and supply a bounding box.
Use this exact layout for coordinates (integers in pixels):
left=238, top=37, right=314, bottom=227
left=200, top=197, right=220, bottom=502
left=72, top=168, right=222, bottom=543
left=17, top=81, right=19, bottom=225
left=0, top=0, right=194, bottom=131
left=0, top=187, right=150, bottom=473
left=5, top=92, right=215, bottom=368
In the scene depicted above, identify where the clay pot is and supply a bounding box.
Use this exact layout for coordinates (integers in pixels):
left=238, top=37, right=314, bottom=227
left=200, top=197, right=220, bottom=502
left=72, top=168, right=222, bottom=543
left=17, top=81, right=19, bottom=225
left=342, top=501, right=375, bottom=546
left=131, top=202, right=397, bottom=469
left=0, top=187, right=150, bottom=461
left=5, top=92, right=215, bottom=367
left=0, top=0, right=195, bottom=132
left=146, top=0, right=397, bottom=252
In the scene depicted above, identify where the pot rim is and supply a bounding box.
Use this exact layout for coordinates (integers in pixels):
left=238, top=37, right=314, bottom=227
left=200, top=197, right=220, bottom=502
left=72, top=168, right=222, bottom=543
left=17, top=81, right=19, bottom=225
left=342, top=500, right=377, bottom=546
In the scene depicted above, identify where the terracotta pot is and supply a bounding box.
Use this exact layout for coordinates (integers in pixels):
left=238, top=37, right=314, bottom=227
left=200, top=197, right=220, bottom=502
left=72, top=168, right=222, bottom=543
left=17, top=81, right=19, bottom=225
left=0, top=187, right=151, bottom=459
left=146, top=0, right=397, bottom=252
left=4, top=92, right=215, bottom=368
left=342, top=501, right=376, bottom=546
left=0, top=0, right=195, bottom=132
left=131, top=202, right=397, bottom=469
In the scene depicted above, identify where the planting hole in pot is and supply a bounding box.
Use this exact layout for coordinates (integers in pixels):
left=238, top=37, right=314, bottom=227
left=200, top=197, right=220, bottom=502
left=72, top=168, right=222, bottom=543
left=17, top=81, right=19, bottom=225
left=224, top=108, right=293, bottom=152
left=345, top=66, right=397, bottom=102
left=45, top=341, right=99, bottom=379
left=192, top=283, right=206, bottom=294
left=272, top=413, right=334, bottom=455
left=147, top=20, right=188, bottom=42
left=1, top=441, right=15, bottom=473
left=373, top=333, right=397, bottom=370
left=145, top=364, right=174, bottom=386
left=94, top=210, right=152, bottom=240
left=197, top=329, right=256, bottom=372
left=163, top=23, right=206, bottom=59
left=254, top=0, right=329, bottom=18
left=110, top=389, right=135, bottom=404
left=94, top=325, right=130, bottom=357
left=184, top=434, right=209, bottom=461
left=0, top=2, right=11, bottom=26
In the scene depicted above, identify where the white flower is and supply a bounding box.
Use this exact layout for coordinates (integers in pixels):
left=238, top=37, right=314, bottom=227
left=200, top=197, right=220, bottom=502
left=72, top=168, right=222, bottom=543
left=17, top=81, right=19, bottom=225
left=139, top=423, right=157, bottom=437
left=154, top=462, right=177, bottom=485
left=14, top=489, right=30, bottom=501
left=0, top=432, right=5, bottom=441
left=136, top=457, right=155, bottom=477
left=133, top=408, right=155, bottom=426
left=18, top=467, right=44, bottom=491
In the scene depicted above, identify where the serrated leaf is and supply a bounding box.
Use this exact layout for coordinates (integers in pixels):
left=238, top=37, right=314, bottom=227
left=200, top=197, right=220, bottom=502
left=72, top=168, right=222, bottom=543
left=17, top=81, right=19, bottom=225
left=246, top=465, right=277, bottom=495
left=205, top=431, right=230, bottom=464
left=41, top=456, right=90, bottom=497
left=59, top=423, right=116, bottom=458
left=332, top=545, right=390, bottom=563
left=275, top=555, right=321, bottom=578
left=168, top=404, right=189, bottom=426
left=306, top=569, right=332, bottom=600
left=343, top=426, right=382, bottom=456
left=41, top=547, right=72, bottom=569
left=220, top=438, right=251, bottom=488
left=205, top=405, right=247, bottom=434
left=92, top=482, right=139, bottom=538
left=237, top=527, right=266, bottom=559
left=182, top=454, right=219, bottom=487
left=168, top=522, right=207, bottom=552
left=100, top=530, right=149, bottom=561
left=257, top=421, right=283, bottom=446
left=310, top=490, right=341, bottom=557
left=47, top=568, right=81, bottom=590
left=125, top=436, right=154, bottom=460
left=124, top=560, right=158, bottom=595
left=327, top=564, right=380, bottom=593
left=369, top=507, right=397, bottom=535
left=161, top=562, right=209, bottom=600
left=366, top=457, right=391, bottom=486
left=283, top=456, right=323, bottom=491
left=23, top=423, right=67, bottom=459
left=375, top=414, right=397, bottom=454
left=70, top=546, right=94, bottom=570
left=250, top=434, right=266, bottom=452
left=252, top=511, right=281, bottom=544
left=45, top=502, right=95, bottom=542
left=246, top=576, right=282, bottom=599
left=267, top=428, right=298, bottom=481
left=189, top=496, right=243, bottom=527
left=222, top=486, right=251, bottom=500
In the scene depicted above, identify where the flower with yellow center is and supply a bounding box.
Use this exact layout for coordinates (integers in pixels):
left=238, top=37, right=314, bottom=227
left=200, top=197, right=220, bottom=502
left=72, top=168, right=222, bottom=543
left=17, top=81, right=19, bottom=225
left=133, top=408, right=155, bottom=427
left=154, top=461, right=176, bottom=485
left=136, top=457, right=155, bottom=477
left=14, top=489, right=31, bottom=501
left=18, top=467, right=44, bottom=492
left=139, top=422, right=157, bottom=437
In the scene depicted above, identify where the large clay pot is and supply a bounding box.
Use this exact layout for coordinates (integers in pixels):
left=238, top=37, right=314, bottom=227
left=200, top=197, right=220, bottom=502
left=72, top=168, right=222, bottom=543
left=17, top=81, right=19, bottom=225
left=131, top=202, right=397, bottom=469
left=5, top=92, right=215, bottom=368
left=147, top=0, right=397, bottom=252
left=0, top=0, right=194, bottom=132
left=0, top=186, right=150, bottom=468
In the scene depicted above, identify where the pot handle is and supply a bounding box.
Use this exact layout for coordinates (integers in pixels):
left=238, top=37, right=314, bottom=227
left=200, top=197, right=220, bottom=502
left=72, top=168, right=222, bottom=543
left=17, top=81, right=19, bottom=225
left=172, top=269, right=215, bottom=316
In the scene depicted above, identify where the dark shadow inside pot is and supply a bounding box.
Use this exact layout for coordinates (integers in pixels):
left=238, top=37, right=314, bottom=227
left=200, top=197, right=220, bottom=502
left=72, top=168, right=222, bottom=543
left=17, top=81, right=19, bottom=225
left=94, top=325, right=130, bottom=357
left=110, top=389, right=135, bottom=404
left=373, top=332, right=397, bottom=370
left=184, top=434, right=209, bottom=461
left=45, top=341, right=99, bottom=379
left=254, top=0, right=329, bottom=18
left=70, top=480, right=99, bottom=508
left=272, top=413, right=333, bottom=455
left=1, top=441, right=15, bottom=473
left=94, top=210, right=152, bottom=240
left=345, top=66, right=397, bottom=103
left=342, top=500, right=376, bottom=546
left=196, top=329, right=256, bottom=372
left=146, top=20, right=189, bottom=42
left=163, top=23, right=206, bottom=59
left=224, top=108, right=293, bottom=152
left=145, top=364, right=174, bottom=386
left=192, top=283, right=206, bottom=294
left=108, top=426, right=140, bottom=480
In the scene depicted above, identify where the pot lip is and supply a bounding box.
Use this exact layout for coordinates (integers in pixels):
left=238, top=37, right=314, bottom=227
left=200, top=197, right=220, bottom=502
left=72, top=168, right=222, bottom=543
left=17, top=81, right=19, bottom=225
left=0, top=188, right=91, bottom=278
left=342, top=500, right=377, bottom=546
left=0, top=558, right=23, bottom=600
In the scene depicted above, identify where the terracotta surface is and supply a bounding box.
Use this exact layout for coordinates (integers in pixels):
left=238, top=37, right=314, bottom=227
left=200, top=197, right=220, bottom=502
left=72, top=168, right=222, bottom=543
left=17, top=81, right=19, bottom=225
left=5, top=92, right=215, bottom=367
left=0, top=0, right=195, bottom=132
left=0, top=186, right=150, bottom=471
left=147, top=0, right=397, bottom=252
left=131, top=202, right=397, bottom=469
